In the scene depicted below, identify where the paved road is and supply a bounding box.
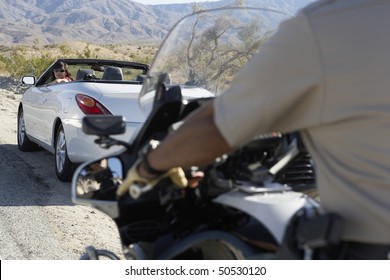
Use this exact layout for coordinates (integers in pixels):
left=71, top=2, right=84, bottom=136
left=0, top=90, right=123, bottom=259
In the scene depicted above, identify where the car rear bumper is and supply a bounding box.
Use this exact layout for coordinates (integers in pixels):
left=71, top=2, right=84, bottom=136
left=63, top=119, right=142, bottom=163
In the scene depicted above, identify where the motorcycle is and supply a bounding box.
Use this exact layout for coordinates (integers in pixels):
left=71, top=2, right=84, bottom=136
left=71, top=7, right=323, bottom=260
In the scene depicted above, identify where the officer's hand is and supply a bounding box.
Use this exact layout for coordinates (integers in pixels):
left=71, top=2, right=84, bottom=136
left=116, top=160, right=188, bottom=198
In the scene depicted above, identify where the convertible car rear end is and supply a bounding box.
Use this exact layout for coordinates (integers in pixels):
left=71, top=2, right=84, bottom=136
left=18, top=58, right=214, bottom=181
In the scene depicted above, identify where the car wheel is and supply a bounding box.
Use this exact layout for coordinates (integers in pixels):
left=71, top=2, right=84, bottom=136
left=17, top=108, right=39, bottom=151
left=55, top=124, right=75, bottom=182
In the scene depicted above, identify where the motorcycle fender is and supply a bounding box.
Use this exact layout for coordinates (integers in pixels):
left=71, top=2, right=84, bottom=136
left=155, top=230, right=258, bottom=260
left=213, top=190, right=315, bottom=243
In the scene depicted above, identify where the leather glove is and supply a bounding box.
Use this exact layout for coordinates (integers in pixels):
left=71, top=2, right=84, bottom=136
left=116, top=159, right=188, bottom=199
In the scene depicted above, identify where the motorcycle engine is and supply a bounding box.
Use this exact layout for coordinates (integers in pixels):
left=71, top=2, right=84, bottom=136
left=209, top=132, right=317, bottom=195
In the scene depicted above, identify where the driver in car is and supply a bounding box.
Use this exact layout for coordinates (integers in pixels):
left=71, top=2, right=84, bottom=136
left=47, top=60, right=74, bottom=84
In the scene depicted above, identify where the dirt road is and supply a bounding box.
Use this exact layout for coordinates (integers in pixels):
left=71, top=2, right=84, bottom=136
left=0, top=87, right=123, bottom=259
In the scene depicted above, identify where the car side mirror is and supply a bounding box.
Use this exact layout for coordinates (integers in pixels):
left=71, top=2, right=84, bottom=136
left=20, top=76, right=35, bottom=86
left=71, top=157, right=123, bottom=218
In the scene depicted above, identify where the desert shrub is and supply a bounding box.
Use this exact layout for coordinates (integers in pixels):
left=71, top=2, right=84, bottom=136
left=0, top=43, right=158, bottom=77
left=0, top=52, right=53, bottom=78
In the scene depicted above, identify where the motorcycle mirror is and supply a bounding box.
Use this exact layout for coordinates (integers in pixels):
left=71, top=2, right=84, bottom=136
left=82, top=115, right=126, bottom=136
left=153, top=72, right=170, bottom=108
left=71, top=156, right=123, bottom=218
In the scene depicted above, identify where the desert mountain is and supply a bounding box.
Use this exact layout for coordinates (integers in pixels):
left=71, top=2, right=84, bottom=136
left=0, top=0, right=313, bottom=45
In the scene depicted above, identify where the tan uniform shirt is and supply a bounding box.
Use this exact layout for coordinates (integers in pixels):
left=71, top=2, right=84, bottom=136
left=214, top=0, right=390, bottom=244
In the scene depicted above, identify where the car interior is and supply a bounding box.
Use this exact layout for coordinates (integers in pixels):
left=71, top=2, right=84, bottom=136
left=76, top=69, right=96, bottom=80
left=34, top=60, right=148, bottom=86
left=101, top=66, right=124, bottom=81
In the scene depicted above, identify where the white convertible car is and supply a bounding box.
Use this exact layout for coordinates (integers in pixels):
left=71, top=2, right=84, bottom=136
left=18, top=58, right=214, bottom=181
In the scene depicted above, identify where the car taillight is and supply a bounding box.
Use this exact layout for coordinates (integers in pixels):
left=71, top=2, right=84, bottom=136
left=75, top=94, right=112, bottom=115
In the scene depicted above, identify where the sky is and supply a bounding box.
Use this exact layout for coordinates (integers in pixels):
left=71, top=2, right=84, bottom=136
left=133, top=0, right=219, bottom=5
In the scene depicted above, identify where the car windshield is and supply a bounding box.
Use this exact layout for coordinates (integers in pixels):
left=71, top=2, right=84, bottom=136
left=140, top=7, right=289, bottom=99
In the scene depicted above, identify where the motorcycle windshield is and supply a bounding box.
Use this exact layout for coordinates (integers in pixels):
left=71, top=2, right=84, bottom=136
left=139, top=7, right=289, bottom=112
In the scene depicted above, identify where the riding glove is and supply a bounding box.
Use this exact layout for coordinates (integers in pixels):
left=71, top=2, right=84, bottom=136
left=116, top=159, right=188, bottom=198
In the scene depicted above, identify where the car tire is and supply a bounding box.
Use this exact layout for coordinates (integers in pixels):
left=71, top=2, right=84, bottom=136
left=55, top=124, right=75, bottom=182
left=17, top=108, right=39, bottom=151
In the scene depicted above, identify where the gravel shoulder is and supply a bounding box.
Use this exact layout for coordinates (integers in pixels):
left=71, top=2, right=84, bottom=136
left=0, top=79, right=123, bottom=259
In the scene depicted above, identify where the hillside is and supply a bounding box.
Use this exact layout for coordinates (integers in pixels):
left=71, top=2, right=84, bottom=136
left=0, top=0, right=314, bottom=78
left=0, top=0, right=314, bottom=45
left=0, top=0, right=176, bottom=45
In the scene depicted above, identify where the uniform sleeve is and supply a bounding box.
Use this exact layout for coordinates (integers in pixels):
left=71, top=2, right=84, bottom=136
left=214, top=11, right=325, bottom=148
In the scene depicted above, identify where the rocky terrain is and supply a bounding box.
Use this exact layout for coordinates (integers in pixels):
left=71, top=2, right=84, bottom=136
left=0, top=76, right=25, bottom=94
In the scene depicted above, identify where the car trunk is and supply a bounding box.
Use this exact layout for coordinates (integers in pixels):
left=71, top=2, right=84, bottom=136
left=93, top=83, right=146, bottom=124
